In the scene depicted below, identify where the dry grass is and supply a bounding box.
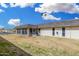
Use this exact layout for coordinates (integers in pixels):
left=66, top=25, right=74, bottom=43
left=1, top=34, right=79, bottom=56
left=0, top=36, right=31, bottom=56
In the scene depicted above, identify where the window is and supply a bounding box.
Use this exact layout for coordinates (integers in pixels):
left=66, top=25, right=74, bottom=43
left=17, top=29, right=20, bottom=34
left=32, top=29, right=36, bottom=34
left=56, top=32, right=58, bottom=35
left=62, top=27, right=65, bottom=36
left=52, top=28, right=55, bottom=36
left=24, top=29, right=27, bottom=34
left=22, top=29, right=24, bottom=34
left=36, top=29, right=40, bottom=36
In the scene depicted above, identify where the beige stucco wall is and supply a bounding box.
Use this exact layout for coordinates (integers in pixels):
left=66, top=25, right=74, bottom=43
left=40, top=26, right=79, bottom=40
left=54, top=28, right=62, bottom=37
left=40, top=28, right=52, bottom=36
left=70, top=27, right=79, bottom=39
left=64, top=27, right=71, bottom=38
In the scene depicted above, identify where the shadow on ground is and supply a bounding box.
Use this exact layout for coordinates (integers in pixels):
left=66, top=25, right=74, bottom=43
left=0, top=36, right=32, bottom=56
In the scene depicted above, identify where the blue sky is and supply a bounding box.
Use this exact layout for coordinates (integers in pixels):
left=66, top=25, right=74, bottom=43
left=0, top=3, right=79, bottom=29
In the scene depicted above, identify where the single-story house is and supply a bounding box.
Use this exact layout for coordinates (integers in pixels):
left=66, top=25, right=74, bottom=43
left=15, top=19, right=79, bottom=39
left=0, top=28, right=6, bottom=33
left=15, top=24, right=40, bottom=36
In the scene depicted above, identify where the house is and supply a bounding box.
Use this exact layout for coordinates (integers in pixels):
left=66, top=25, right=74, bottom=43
left=15, top=24, right=40, bottom=36
left=0, top=28, right=5, bottom=33
left=0, top=28, right=15, bottom=34
left=15, top=19, right=79, bottom=39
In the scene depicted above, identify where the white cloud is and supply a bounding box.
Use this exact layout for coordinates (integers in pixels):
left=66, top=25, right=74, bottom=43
left=0, top=3, right=8, bottom=8
left=35, top=3, right=79, bottom=20
left=0, top=3, right=35, bottom=8
left=75, top=17, right=79, bottom=19
left=0, top=3, right=35, bottom=14
left=0, top=25, right=4, bottom=29
left=42, top=13, right=61, bottom=20
left=35, top=3, right=57, bottom=13
left=0, top=3, right=7, bottom=13
left=10, top=3, right=35, bottom=8
left=35, top=3, right=79, bottom=14
left=8, top=19, right=21, bottom=26
left=0, top=9, right=4, bottom=13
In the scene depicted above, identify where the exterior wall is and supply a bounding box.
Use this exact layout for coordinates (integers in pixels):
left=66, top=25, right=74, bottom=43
left=65, top=27, right=71, bottom=38
left=27, top=29, right=30, bottom=36
left=62, top=27, right=79, bottom=39
left=0, top=29, right=5, bottom=32
left=40, top=28, right=52, bottom=36
left=40, top=27, right=79, bottom=39
left=16, top=29, right=27, bottom=35
left=16, top=29, right=21, bottom=34
left=16, top=28, right=38, bottom=36
left=16, top=26, right=79, bottom=39
left=54, top=28, right=62, bottom=37
left=70, top=27, right=79, bottom=39
left=52, top=27, right=72, bottom=38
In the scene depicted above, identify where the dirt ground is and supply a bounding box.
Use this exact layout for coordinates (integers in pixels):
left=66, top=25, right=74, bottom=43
left=1, top=34, right=79, bottom=56
left=0, top=36, right=31, bottom=56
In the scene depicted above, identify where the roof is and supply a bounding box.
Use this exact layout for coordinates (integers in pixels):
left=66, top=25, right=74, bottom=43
left=15, top=19, right=79, bottom=29
left=38, top=19, right=79, bottom=28
left=15, top=24, right=38, bottom=29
